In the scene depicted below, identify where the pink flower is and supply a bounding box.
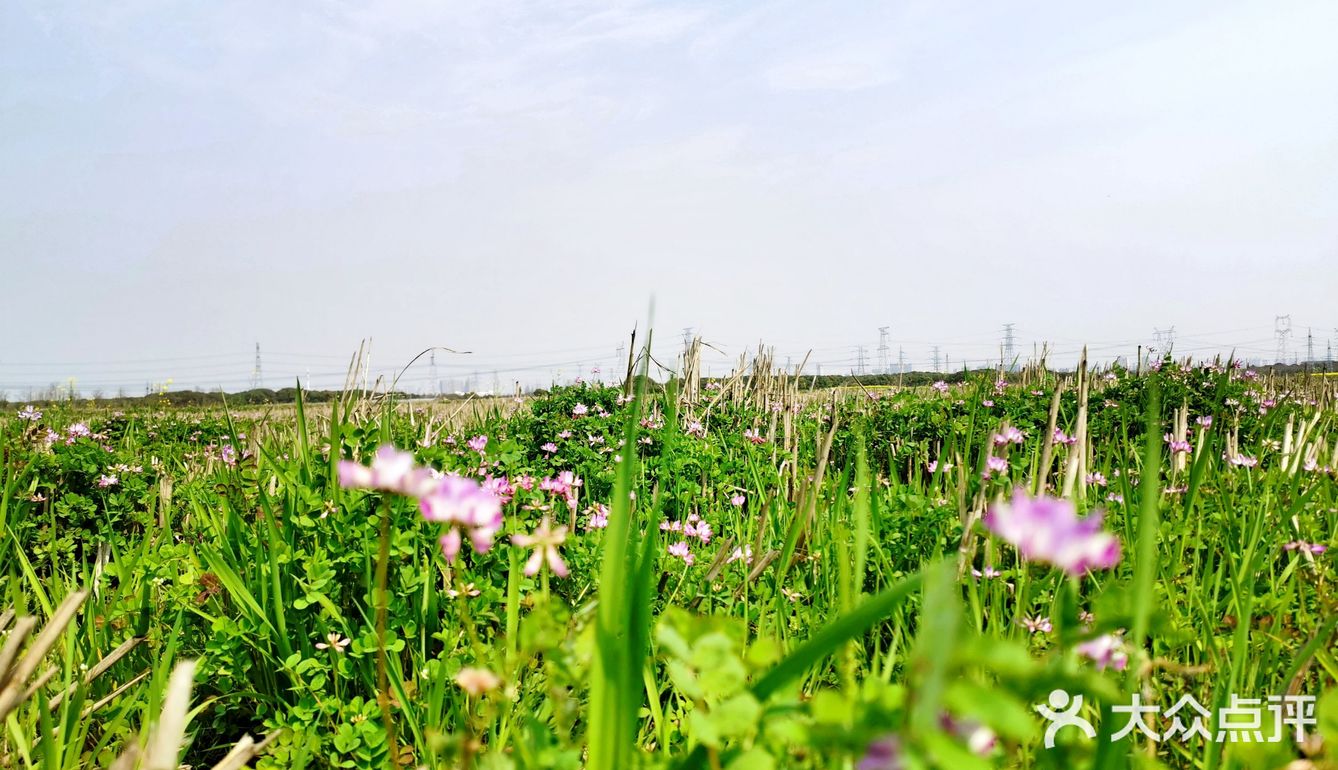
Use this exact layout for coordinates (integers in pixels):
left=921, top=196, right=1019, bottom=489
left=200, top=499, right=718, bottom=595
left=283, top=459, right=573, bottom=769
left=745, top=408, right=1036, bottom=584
left=422, top=476, right=505, bottom=562
left=686, top=420, right=706, bottom=438
left=571, top=403, right=589, bottom=417
left=1085, top=471, right=1108, bottom=487
left=1163, top=434, right=1192, bottom=455
left=481, top=475, right=514, bottom=504
left=743, top=428, right=766, bottom=445
left=454, top=667, right=501, bottom=696
left=667, top=541, right=695, bottom=566
left=984, top=489, right=1121, bottom=576
left=730, top=494, right=746, bottom=507
left=1228, top=454, right=1258, bottom=468
left=1195, top=415, right=1213, bottom=428
left=931, top=381, right=949, bottom=394
left=993, top=427, right=1025, bottom=446
left=557, top=430, right=573, bottom=439
left=97, top=474, right=119, bottom=488
left=858, top=734, right=904, bottom=770
left=728, top=545, right=753, bottom=564
left=584, top=504, right=610, bottom=530
left=1076, top=633, right=1129, bottom=671
left=338, top=445, right=437, bottom=498
left=1283, top=541, right=1327, bottom=555
left=512, top=517, right=569, bottom=577
left=981, top=399, right=995, bottom=408
left=981, top=455, right=1009, bottom=479
left=971, top=566, right=1001, bottom=579
left=466, top=435, right=488, bottom=454
left=17, top=405, right=41, bottom=421
left=339, top=447, right=504, bottom=562
left=1022, top=615, right=1052, bottom=634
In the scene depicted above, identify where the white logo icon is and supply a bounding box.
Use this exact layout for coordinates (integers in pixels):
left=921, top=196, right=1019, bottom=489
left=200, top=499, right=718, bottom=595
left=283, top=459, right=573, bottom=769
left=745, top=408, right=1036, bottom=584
left=1036, top=689, right=1096, bottom=748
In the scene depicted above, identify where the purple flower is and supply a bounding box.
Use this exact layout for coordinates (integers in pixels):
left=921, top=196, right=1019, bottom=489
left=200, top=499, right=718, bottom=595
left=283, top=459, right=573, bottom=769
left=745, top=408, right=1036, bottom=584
left=730, top=494, right=746, bottom=507
left=1163, top=434, right=1192, bottom=455
left=1195, top=415, right=1213, bottom=428
left=984, top=489, right=1122, bottom=576
left=931, top=380, right=949, bottom=394
left=422, top=476, right=505, bottom=561
left=17, top=405, right=41, bottom=421
left=993, top=426, right=1025, bottom=446
left=96, top=474, right=119, bottom=488
left=1076, top=633, right=1129, bottom=671
left=338, top=445, right=439, bottom=498
left=981, top=456, right=1009, bottom=479
left=541, top=442, right=558, bottom=454
left=340, top=445, right=502, bottom=562
left=571, top=403, right=589, bottom=417
left=1052, top=428, right=1078, bottom=446
left=858, top=734, right=903, bottom=770
left=1283, top=541, right=1327, bottom=555
left=667, top=541, right=695, bottom=566
left=1022, top=615, right=1052, bottom=634
left=466, top=435, right=488, bottom=454
left=584, top=503, right=610, bottom=530
left=1228, top=454, right=1258, bottom=468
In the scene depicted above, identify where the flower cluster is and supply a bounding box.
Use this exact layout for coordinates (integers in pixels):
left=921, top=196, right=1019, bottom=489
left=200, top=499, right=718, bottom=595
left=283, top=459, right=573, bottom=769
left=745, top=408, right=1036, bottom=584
left=984, top=489, right=1121, bottom=576
left=338, top=445, right=503, bottom=563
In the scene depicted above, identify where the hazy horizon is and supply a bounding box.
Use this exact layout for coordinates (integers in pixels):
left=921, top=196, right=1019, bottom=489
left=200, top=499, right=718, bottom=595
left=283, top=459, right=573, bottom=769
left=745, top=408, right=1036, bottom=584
left=3, top=1, right=1336, bottom=396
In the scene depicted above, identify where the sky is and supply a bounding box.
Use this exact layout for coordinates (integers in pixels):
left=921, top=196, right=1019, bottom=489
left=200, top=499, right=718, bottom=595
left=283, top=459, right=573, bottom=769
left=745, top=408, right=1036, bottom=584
left=2, top=0, right=1337, bottom=395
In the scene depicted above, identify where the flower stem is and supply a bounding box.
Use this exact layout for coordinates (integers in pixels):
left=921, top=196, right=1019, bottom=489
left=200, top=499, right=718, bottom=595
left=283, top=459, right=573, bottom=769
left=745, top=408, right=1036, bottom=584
left=375, top=497, right=398, bottom=761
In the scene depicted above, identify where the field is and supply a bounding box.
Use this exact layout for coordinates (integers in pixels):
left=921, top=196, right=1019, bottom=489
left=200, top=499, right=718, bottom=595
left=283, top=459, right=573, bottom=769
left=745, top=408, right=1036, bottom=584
left=1, top=349, right=1335, bottom=770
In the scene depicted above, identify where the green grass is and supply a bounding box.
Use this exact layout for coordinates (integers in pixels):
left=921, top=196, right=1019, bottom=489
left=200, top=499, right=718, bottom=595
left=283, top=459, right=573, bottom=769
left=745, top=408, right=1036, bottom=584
left=0, top=356, right=1334, bottom=769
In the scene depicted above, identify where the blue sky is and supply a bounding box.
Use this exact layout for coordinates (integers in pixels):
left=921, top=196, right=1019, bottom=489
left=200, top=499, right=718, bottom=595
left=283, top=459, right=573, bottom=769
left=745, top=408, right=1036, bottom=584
left=2, top=1, right=1336, bottom=394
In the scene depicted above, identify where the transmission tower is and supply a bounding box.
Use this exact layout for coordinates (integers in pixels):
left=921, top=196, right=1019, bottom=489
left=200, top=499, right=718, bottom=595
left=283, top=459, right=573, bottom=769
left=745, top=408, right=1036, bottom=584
left=1274, top=316, right=1292, bottom=364
left=1306, top=328, right=1314, bottom=363
left=897, top=347, right=906, bottom=374
left=855, top=346, right=868, bottom=376
left=931, top=346, right=942, bottom=373
left=681, top=327, right=694, bottom=350
left=1002, top=323, right=1017, bottom=371
left=1152, top=326, right=1176, bottom=353
left=429, top=350, right=440, bottom=395
left=877, top=327, right=890, bottom=374
left=251, top=343, right=263, bottom=388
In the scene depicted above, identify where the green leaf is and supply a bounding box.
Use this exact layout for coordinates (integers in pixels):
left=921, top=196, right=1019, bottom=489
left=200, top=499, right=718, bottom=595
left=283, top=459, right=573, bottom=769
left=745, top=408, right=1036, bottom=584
left=725, top=748, right=775, bottom=770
